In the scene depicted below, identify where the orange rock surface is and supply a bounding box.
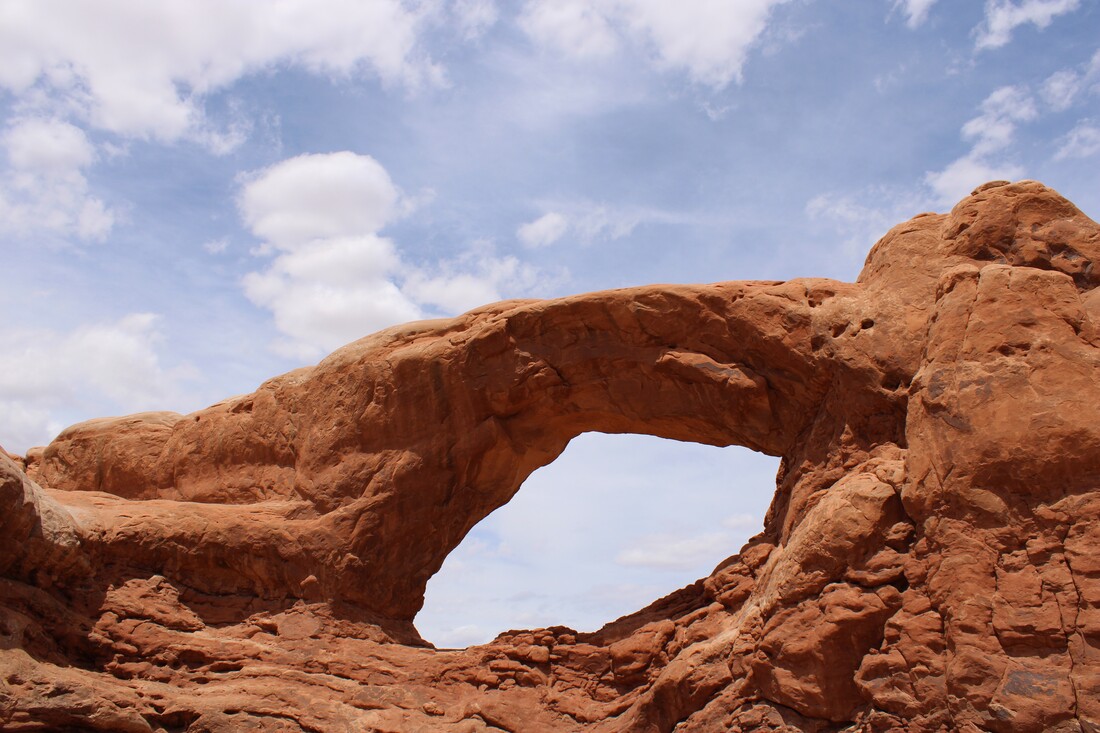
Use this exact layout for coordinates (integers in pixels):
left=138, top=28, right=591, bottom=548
left=2, top=180, right=1099, bottom=731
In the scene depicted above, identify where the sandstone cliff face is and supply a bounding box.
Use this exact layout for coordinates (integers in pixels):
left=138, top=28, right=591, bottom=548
left=2, top=180, right=1099, bottom=732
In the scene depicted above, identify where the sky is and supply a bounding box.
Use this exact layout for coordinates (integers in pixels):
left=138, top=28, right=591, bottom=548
left=1, top=0, right=1098, bottom=646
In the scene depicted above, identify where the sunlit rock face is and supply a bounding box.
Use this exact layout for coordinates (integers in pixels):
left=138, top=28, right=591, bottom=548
left=3, top=180, right=1099, bottom=732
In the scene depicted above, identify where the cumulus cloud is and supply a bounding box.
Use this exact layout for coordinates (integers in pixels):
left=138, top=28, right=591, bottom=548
left=239, top=152, right=400, bottom=248
left=0, top=313, right=189, bottom=452
left=519, top=0, right=790, bottom=88
left=239, top=153, right=418, bottom=357
left=0, top=0, right=441, bottom=147
left=0, top=117, right=116, bottom=241
left=1054, top=120, right=1100, bottom=160
left=974, top=0, right=1080, bottom=50
left=924, top=85, right=1036, bottom=204
left=241, top=152, right=544, bottom=359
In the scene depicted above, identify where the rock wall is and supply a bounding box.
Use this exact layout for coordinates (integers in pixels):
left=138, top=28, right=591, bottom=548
left=2, top=180, right=1098, bottom=731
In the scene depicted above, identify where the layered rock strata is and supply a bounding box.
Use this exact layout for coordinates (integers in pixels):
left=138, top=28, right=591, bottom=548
left=2, top=180, right=1098, bottom=731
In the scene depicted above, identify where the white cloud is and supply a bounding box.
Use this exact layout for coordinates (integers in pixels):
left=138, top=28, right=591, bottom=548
left=519, top=0, right=790, bottom=88
left=239, top=152, right=400, bottom=249
left=924, top=156, right=1025, bottom=204
left=404, top=248, right=541, bottom=313
left=202, top=238, right=229, bottom=255
left=896, top=0, right=939, bottom=28
left=1040, top=49, right=1100, bottom=111
left=923, top=85, right=1035, bottom=204
left=431, top=624, right=492, bottom=649
left=0, top=313, right=189, bottom=453
left=242, top=237, right=421, bottom=359
left=723, top=513, right=763, bottom=531
left=517, top=211, right=569, bottom=248
left=616, top=531, right=732, bottom=570
left=0, top=117, right=116, bottom=241
left=1055, top=120, right=1100, bottom=160
left=4, top=116, right=94, bottom=171
left=572, top=204, right=651, bottom=241
left=623, top=0, right=790, bottom=87
left=961, top=85, right=1037, bottom=154
left=806, top=186, right=935, bottom=271
left=239, top=153, right=420, bottom=357
left=1041, top=70, right=1082, bottom=111
left=519, top=1, right=620, bottom=59
left=241, top=153, right=546, bottom=359
left=452, top=0, right=500, bottom=40
left=974, top=0, right=1080, bottom=50
left=517, top=201, right=683, bottom=250
left=0, top=0, right=442, bottom=147
left=913, top=54, right=1100, bottom=205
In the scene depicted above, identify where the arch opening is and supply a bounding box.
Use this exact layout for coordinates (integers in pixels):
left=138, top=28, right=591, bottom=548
left=415, top=432, right=779, bottom=648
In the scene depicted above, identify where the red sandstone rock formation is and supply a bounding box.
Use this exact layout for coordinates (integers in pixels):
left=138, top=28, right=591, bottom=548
left=2, top=180, right=1098, bottom=731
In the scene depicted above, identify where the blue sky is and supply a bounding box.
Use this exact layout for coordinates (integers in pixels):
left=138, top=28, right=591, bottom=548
left=1, top=0, right=1098, bottom=645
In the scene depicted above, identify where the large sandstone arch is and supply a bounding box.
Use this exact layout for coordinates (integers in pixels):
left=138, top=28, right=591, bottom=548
left=4, top=180, right=1100, bottom=731
left=20, top=267, right=872, bottom=624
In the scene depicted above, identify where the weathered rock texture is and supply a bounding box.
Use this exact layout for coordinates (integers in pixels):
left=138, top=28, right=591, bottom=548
left=2, top=180, right=1099, bottom=732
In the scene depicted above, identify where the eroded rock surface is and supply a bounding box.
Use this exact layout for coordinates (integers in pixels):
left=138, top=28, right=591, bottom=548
left=2, top=180, right=1099, bottom=731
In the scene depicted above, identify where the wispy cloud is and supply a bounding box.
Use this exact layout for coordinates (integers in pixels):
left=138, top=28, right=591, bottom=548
left=202, top=238, right=230, bottom=255
left=973, top=0, right=1080, bottom=50
left=518, top=200, right=690, bottom=249
left=895, top=0, right=940, bottom=28
left=517, top=212, right=569, bottom=248
left=616, top=531, right=733, bottom=570
left=452, top=0, right=500, bottom=41
left=1040, top=49, right=1100, bottom=111
left=924, top=85, right=1036, bottom=203
left=1054, top=120, right=1100, bottom=160
left=807, top=185, right=934, bottom=264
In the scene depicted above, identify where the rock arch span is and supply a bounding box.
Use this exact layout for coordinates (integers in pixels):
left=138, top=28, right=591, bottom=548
left=25, top=266, right=857, bottom=623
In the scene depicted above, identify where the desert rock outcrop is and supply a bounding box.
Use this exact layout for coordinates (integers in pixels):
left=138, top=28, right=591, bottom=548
left=2, top=180, right=1099, bottom=731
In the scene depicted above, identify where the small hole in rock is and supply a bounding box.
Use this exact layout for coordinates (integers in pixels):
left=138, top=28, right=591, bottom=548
left=881, top=371, right=905, bottom=391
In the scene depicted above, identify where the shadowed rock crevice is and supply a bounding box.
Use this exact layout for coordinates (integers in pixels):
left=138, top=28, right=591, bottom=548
left=2, top=180, right=1099, bottom=732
